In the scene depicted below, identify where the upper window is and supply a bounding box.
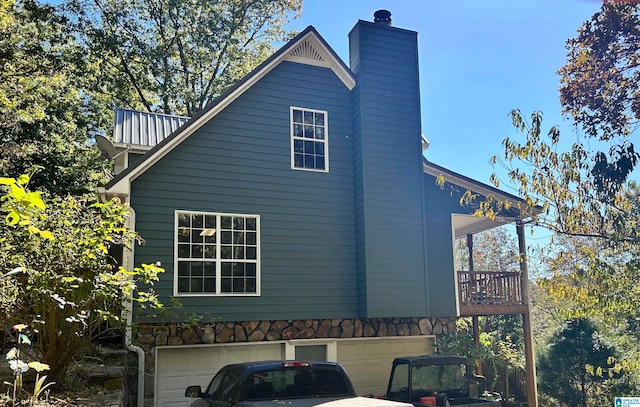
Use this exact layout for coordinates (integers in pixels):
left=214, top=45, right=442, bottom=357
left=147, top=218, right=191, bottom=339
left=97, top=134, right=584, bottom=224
left=291, top=107, right=328, bottom=172
left=175, top=211, right=260, bottom=296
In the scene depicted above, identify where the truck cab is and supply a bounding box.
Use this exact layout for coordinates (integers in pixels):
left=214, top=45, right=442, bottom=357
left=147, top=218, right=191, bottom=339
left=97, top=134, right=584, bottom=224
left=385, top=356, right=499, bottom=407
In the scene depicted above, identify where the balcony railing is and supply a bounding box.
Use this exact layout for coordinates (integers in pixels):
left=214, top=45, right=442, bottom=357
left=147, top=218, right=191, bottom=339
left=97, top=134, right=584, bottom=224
left=458, top=270, right=524, bottom=306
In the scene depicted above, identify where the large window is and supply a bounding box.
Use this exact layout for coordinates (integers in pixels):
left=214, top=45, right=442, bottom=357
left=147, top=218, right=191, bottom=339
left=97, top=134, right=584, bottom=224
left=175, top=211, right=260, bottom=296
left=291, top=107, right=328, bottom=172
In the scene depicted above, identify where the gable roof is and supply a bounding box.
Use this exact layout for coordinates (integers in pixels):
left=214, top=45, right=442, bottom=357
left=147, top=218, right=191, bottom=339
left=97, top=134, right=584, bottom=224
left=101, top=26, right=356, bottom=198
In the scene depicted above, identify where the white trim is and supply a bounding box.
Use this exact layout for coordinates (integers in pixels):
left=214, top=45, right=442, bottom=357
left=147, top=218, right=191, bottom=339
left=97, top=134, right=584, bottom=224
left=106, top=30, right=354, bottom=199
left=173, top=210, right=261, bottom=297
left=290, top=106, right=329, bottom=173
left=285, top=339, right=338, bottom=362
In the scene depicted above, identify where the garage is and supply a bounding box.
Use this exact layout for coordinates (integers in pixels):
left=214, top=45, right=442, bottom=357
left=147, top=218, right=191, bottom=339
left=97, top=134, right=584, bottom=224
left=336, top=336, right=435, bottom=396
left=155, top=343, right=286, bottom=407
left=154, top=336, right=434, bottom=407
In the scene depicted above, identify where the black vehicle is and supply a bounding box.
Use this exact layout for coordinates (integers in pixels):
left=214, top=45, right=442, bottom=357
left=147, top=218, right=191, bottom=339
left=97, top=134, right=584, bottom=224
left=385, top=356, right=499, bottom=407
left=186, top=360, right=412, bottom=407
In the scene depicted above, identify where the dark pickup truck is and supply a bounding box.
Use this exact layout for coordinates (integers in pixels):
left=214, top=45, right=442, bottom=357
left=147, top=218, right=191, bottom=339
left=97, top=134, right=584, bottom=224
left=185, top=360, right=413, bottom=407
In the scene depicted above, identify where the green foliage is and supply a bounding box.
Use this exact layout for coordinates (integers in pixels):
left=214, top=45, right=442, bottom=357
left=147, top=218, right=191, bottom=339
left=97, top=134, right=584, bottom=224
left=66, top=0, right=303, bottom=116
left=559, top=3, right=640, bottom=185
left=1, top=177, right=164, bottom=382
left=0, top=0, right=104, bottom=195
left=537, top=318, right=631, bottom=407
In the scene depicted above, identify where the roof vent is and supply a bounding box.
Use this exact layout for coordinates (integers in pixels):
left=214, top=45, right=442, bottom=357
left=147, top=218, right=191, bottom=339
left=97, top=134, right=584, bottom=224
left=373, top=10, right=391, bottom=26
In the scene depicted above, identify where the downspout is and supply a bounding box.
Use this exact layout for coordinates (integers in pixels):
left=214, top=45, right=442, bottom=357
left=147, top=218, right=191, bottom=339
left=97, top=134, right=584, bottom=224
left=122, top=207, right=146, bottom=407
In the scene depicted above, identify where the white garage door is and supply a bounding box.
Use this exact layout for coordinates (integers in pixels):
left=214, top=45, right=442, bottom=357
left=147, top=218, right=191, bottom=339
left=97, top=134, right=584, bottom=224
left=156, top=343, right=285, bottom=407
left=337, top=336, right=434, bottom=397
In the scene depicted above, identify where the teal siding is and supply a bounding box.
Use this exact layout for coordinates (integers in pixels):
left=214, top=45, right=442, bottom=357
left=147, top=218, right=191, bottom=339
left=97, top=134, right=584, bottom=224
left=423, top=173, right=458, bottom=316
left=349, top=21, right=428, bottom=318
left=130, top=61, right=357, bottom=322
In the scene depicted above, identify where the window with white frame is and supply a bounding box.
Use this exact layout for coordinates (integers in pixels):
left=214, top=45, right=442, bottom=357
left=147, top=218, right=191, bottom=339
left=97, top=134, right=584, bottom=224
left=175, top=211, right=260, bottom=296
left=291, top=107, right=328, bottom=172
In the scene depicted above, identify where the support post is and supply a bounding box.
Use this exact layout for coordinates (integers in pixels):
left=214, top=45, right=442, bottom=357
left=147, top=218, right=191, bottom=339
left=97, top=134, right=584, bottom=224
left=467, top=234, right=482, bottom=375
left=517, top=221, right=537, bottom=407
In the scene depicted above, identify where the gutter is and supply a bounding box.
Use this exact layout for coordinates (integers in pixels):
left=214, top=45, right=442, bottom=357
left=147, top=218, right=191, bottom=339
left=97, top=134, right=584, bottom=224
left=121, top=207, right=146, bottom=407
left=125, top=300, right=146, bottom=407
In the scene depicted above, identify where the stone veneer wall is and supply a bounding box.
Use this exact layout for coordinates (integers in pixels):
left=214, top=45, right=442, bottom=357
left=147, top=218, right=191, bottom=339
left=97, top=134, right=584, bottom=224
left=134, top=316, right=457, bottom=406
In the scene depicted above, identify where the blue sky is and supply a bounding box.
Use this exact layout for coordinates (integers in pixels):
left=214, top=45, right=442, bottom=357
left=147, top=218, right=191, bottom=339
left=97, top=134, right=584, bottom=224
left=289, top=0, right=603, bottom=197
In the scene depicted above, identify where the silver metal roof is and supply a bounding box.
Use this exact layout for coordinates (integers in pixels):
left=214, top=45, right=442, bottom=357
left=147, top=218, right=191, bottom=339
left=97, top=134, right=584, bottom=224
left=113, top=108, right=189, bottom=149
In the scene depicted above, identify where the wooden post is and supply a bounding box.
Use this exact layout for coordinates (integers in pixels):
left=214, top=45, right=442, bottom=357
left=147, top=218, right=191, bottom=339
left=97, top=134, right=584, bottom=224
left=467, top=234, right=482, bottom=376
left=517, top=221, right=538, bottom=407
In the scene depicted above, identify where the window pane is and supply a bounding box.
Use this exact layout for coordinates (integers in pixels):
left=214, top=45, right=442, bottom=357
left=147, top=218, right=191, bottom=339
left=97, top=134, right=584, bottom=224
left=221, top=278, right=231, bottom=292
left=178, top=228, right=190, bottom=242
left=246, top=231, right=256, bottom=245
left=246, top=263, right=256, bottom=277
left=315, top=127, right=324, bottom=140
left=233, top=263, right=245, bottom=276
left=191, top=230, right=203, bottom=243
left=191, top=262, right=204, bottom=276
left=178, top=213, right=190, bottom=227
left=221, top=246, right=232, bottom=259
left=303, top=111, right=314, bottom=124
left=293, top=109, right=302, bottom=123
left=192, top=214, right=203, bottom=228
left=315, top=112, right=324, bottom=126
left=203, top=278, right=215, bottom=292
left=234, top=231, right=244, bottom=244
left=221, top=262, right=232, bottom=276
left=294, top=154, right=303, bottom=167
left=178, top=244, right=190, bottom=258
left=304, top=125, right=314, bottom=138
left=246, top=278, right=256, bottom=293
left=294, top=124, right=303, bottom=137
left=178, top=278, right=189, bottom=292
left=204, top=262, right=216, bottom=276
left=316, top=156, right=325, bottom=170
left=221, top=231, right=233, bottom=244
left=246, top=247, right=257, bottom=260
left=315, top=142, right=324, bottom=155
left=192, top=245, right=203, bottom=258
left=233, top=217, right=244, bottom=230
left=205, top=215, right=216, bottom=228
left=295, top=345, right=326, bottom=361
left=221, top=216, right=232, bottom=229
left=234, top=246, right=245, bottom=259
left=204, top=245, right=216, bottom=259
left=294, top=139, right=303, bottom=153
left=233, top=278, right=245, bottom=292
left=304, top=140, right=314, bottom=153
left=304, top=155, right=314, bottom=168
left=178, top=261, right=189, bottom=276
left=246, top=218, right=256, bottom=230
left=191, top=279, right=203, bottom=292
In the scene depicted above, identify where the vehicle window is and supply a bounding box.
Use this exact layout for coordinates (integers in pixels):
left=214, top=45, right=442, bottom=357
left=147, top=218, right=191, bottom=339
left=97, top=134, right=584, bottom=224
left=205, top=369, right=228, bottom=397
left=389, top=363, right=409, bottom=401
left=242, top=368, right=350, bottom=400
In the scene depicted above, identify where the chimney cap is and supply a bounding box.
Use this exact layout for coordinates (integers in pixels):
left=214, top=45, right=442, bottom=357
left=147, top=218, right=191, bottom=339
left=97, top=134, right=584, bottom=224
left=373, top=9, right=392, bottom=26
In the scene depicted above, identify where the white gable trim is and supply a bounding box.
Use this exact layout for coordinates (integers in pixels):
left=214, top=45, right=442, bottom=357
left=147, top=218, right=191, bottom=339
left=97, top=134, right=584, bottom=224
left=105, top=30, right=355, bottom=198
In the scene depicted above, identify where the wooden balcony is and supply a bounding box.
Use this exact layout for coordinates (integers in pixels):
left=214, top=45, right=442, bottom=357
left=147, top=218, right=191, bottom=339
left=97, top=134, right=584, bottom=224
left=457, top=270, right=529, bottom=316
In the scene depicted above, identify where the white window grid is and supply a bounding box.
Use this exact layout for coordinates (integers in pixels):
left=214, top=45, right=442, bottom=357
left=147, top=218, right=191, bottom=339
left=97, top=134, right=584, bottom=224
left=290, top=106, right=329, bottom=172
left=174, top=210, right=260, bottom=296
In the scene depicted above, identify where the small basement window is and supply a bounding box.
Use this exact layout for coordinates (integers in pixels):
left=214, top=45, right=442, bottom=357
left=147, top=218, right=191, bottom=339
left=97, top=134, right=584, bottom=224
left=174, top=211, right=260, bottom=296
left=291, top=107, right=328, bottom=172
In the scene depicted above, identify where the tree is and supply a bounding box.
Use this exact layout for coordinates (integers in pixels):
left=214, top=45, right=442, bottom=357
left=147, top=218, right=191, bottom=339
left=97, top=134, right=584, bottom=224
left=66, top=0, right=303, bottom=117
left=1, top=175, right=164, bottom=382
left=558, top=2, right=640, bottom=195
left=537, top=318, right=627, bottom=407
left=0, top=0, right=104, bottom=196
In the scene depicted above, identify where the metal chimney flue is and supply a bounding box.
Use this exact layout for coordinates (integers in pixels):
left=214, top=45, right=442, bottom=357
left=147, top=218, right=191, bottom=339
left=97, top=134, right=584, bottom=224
left=373, top=10, right=391, bottom=26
